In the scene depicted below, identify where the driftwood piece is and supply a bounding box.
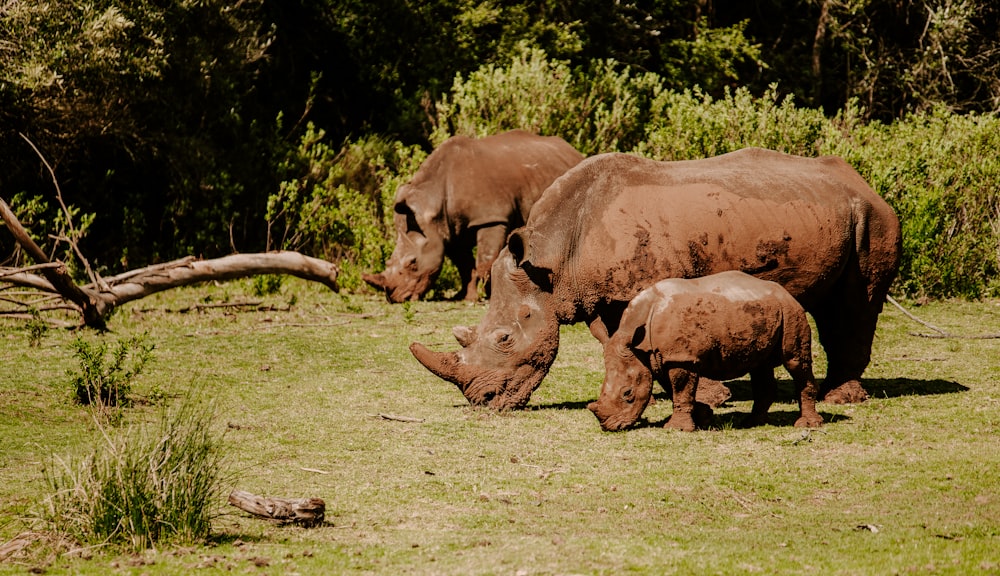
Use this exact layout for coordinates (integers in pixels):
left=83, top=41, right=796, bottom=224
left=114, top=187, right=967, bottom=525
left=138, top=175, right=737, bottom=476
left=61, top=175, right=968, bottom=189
left=228, top=490, right=326, bottom=527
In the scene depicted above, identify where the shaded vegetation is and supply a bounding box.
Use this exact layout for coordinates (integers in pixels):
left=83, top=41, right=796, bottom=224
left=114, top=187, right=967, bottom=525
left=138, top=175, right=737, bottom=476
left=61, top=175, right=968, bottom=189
left=1, top=0, right=998, bottom=298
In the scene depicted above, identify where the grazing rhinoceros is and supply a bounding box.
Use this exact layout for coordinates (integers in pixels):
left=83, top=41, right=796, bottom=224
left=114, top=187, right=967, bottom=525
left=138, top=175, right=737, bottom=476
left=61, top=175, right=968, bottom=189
left=409, top=148, right=901, bottom=409
left=363, top=130, right=583, bottom=302
left=587, top=271, right=824, bottom=432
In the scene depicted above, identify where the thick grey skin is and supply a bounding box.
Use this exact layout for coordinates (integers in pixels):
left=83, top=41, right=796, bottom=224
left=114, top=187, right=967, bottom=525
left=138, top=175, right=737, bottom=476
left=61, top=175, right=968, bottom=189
left=363, top=130, right=583, bottom=302
left=587, top=271, right=824, bottom=432
left=410, top=148, right=902, bottom=410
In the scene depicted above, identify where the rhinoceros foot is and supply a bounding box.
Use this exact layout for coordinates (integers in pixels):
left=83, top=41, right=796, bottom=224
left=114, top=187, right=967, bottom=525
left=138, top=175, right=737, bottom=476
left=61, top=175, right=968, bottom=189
left=820, top=380, right=869, bottom=404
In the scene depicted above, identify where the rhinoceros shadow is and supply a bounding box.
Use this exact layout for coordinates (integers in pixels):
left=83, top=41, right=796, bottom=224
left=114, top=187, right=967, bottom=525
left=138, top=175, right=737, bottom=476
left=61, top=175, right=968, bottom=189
left=723, top=377, right=970, bottom=403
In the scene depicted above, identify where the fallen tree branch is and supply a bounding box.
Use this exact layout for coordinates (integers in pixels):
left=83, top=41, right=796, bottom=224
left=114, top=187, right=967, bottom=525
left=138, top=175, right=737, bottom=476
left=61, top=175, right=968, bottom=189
left=3, top=195, right=339, bottom=328
left=227, top=490, right=325, bottom=527
left=0, top=196, right=109, bottom=328
left=372, top=413, right=426, bottom=423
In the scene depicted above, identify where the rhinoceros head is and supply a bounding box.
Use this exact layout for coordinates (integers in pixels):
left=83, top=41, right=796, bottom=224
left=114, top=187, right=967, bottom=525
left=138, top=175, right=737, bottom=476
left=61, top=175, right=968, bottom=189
left=587, top=324, right=655, bottom=431
left=410, top=230, right=564, bottom=409
left=363, top=184, right=446, bottom=303
left=587, top=291, right=656, bottom=430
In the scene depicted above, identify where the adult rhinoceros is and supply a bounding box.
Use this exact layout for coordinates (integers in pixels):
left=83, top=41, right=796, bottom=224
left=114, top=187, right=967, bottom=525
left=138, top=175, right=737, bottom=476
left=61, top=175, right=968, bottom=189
left=363, top=130, right=583, bottom=302
left=410, top=148, right=902, bottom=408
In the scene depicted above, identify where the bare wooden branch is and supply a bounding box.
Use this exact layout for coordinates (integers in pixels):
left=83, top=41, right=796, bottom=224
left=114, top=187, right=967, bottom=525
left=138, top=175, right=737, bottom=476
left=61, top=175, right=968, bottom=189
left=3, top=196, right=338, bottom=328
left=373, top=413, right=426, bottom=423
left=0, top=196, right=108, bottom=328
left=19, top=132, right=104, bottom=289
left=0, top=271, right=58, bottom=292
left=228, top=490, right=325, bottom=527
left=102, top=251, right=339, bottom=308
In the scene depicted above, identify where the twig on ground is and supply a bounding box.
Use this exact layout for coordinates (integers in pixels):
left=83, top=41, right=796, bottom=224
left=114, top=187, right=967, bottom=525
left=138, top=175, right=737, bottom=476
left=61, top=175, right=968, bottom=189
left=887, top=295, right=1000, bottom=339
left=372, top=413, right=425, bottom=423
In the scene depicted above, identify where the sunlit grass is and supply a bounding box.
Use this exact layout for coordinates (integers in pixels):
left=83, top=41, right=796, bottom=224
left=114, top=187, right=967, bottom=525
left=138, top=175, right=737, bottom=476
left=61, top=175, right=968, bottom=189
left=1, top=280, right=998, bottom=574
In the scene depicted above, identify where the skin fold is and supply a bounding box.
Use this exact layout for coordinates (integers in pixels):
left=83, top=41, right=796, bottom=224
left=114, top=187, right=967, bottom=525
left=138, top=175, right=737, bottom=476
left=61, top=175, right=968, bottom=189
left=587, top=271, right=825, bottom=432
left=363, top=130, right=582, bottom=302
left=411, top=148, right=901, bottom=410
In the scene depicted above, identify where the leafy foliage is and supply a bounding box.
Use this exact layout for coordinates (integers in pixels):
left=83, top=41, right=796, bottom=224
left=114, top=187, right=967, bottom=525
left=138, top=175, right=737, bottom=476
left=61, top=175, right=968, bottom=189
left=823, top=106, right=1000, bottom=299
left=68, top=333, right=155, bottom=410
left=433, top=45, right=662, bottom=155
left=267, top=125, right=427, bottom=290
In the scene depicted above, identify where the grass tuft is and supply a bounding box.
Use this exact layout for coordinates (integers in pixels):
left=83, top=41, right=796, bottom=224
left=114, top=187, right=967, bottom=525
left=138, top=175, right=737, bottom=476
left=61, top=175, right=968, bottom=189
left=41, top=399, right=228, bottom=552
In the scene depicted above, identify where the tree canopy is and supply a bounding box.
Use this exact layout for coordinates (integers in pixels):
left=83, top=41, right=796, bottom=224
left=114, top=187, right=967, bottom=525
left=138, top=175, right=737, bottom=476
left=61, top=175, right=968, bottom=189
left=1, top=0, right=998, bottom=298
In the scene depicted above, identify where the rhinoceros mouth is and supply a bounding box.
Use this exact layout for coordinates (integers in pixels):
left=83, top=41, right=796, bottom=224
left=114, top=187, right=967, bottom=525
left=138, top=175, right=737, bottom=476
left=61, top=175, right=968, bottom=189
left=587, top=400, right=642, bottom=431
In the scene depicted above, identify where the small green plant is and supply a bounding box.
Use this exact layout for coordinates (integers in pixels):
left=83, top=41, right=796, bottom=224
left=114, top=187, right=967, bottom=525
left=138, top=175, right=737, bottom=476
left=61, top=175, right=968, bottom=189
left=42, top=400, right=228, bottom=551
left=401, top=301, right=415, bottom=324
left=26, top=308, right=48, bottom=347
left=68, top=333, right=155, bottom=409
left=251, top=274, right=283, bottom=296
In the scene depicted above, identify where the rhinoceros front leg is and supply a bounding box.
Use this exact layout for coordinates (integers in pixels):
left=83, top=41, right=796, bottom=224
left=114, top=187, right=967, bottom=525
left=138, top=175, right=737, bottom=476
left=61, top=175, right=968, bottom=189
left=664, top=367, right=702, bottom=432
left=447, top=239, right=476, bottom=302
left=473, top=225, right=508, bottom=300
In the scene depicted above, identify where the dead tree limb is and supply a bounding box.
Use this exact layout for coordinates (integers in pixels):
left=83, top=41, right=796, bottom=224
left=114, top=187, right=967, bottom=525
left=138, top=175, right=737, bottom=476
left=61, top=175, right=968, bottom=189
left=2, top=196, right=339, bottom=329
left=0, top=196, right=110, bottom=328
left=227, top=490, right=326, bottom=527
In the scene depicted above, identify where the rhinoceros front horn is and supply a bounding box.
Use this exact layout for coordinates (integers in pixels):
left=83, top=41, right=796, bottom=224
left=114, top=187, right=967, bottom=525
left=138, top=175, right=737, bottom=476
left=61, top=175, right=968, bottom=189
left=409, top=342, right=473, bottom=390
left=362, top=272, right=386, bottom=290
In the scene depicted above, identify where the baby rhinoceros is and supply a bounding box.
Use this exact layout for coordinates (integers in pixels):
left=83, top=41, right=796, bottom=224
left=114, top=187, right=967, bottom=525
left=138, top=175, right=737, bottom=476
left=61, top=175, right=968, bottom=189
left=587, top=271, right=824, bottom=432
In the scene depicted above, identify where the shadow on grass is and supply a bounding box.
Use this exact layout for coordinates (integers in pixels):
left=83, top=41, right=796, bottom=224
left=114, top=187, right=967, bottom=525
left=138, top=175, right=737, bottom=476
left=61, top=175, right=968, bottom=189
left=627, top=410, right=851, bottom=431
left=723, top=377, right=969, bottom=402
left=530, top=378, right=968, bottom=416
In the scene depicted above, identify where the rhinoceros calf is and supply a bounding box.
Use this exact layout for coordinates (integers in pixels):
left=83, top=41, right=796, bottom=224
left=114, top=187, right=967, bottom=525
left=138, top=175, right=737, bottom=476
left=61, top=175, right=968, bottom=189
left=587, top=271, right=825, bottom=432
left=363, top=130, right=583, bottom=302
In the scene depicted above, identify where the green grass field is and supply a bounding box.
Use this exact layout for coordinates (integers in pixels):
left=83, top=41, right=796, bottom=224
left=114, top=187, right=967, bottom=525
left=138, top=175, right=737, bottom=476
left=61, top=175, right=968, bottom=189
left=2, top=279, right=998, bottom=575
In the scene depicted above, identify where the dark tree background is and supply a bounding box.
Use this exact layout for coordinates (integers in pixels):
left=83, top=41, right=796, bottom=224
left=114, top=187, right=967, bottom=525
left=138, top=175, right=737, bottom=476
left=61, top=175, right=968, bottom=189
left=1, top=0, right=997, bottom=274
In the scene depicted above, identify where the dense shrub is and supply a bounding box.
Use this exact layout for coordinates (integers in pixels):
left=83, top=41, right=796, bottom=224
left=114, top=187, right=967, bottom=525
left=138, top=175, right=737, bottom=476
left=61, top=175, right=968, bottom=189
left=267, top=125, right=427, bottom=291
left=432, top=45, right=662, bottom=155
left=822, top=107, right=1000, bottom=299
left=635, top=86, right=829, bottom=159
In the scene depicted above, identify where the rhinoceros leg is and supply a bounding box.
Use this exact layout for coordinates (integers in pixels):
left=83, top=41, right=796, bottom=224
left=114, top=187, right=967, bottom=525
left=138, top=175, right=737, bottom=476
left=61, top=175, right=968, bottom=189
left=663, top=368, right=700, bottom=432
left=474, top=225, right=508, bottom=299
left=447, top=239, right=476, bottom=302
left=811, top=267, right=883, bottom=404
left=738, top=367, right=777, bottom=428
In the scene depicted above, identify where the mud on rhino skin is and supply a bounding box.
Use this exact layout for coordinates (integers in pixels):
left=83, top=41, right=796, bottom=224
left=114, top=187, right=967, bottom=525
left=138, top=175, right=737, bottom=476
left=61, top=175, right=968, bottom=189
left=588, top=271, right=825, bottom=432
left=411, top=148, right=902, bottom=411
left=363, top=130, right=583, bottom=303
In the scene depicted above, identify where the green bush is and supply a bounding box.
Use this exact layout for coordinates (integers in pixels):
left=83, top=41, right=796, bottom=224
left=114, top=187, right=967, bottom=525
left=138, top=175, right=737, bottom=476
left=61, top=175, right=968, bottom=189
left=822, top=106, right=1000, bottom=299
left=43, top=401, right=227, bottom=551
left=433, top=45, right=662, bottom=155
left=68, top=333, right=155, bottom=411
left=635, top=85, right=828, bottom=160
left=267, top=125, right=427, bottom=291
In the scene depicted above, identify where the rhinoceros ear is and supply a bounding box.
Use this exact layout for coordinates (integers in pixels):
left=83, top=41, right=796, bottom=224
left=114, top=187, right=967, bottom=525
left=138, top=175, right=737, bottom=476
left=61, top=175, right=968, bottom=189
left=394, top=185, right=437, bottom=233
left=507, top=228, right=554, bottom=291
left=630, top=324, right=651, bottom=353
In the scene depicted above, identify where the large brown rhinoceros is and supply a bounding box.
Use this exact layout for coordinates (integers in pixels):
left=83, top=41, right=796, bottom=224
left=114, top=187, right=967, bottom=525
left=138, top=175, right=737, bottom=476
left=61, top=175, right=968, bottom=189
left=363, top=130, right=583, bottom=302
left=410, top=148, right=902, bottom=409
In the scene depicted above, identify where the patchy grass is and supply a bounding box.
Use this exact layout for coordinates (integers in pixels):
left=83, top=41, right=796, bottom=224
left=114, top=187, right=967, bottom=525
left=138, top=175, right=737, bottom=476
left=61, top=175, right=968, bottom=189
left=1, top=280, right=998, bottom=574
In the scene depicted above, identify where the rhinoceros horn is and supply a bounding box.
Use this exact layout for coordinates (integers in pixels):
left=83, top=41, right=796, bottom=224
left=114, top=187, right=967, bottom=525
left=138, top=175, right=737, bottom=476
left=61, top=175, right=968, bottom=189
left=362, top=272, right=386, bottom=290
left=409, top=343, right=474, bottom=391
